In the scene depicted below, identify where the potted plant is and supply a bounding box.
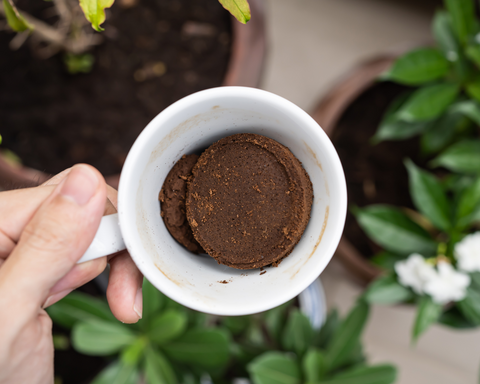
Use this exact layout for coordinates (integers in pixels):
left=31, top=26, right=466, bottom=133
left=313, top=0, right=480, bottom=339
left=0, top=0, right=266, bottom=189
left=48, top=279, right=398, bottom=384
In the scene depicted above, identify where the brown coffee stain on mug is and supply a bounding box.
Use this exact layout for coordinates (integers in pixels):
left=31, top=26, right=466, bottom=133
left=290, top=205, right=329, bottom=280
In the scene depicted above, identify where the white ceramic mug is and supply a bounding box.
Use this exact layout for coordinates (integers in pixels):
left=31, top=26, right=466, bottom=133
left=79, top=87, right=347, bottom=316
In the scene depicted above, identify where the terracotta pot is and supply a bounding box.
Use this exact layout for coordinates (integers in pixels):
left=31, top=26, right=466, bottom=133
left=0, top=0, right=267, bottom=190
left=310, top=55, right=398, bottom=286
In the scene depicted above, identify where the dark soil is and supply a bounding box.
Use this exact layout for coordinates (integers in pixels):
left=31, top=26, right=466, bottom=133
left=0, top=0, right=231, bottom=176
left=331, top=82, right=426, bottom=258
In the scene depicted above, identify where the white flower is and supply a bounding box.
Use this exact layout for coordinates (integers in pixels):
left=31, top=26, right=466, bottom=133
left=454, top=232, right=480, bottom=272
left=423, top=261, right=471, bottom=304
left=394, top=254, right=436, bottom=294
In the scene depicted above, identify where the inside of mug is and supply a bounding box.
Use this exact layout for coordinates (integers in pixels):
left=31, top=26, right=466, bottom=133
left=120, top=88, right=346, bottom=315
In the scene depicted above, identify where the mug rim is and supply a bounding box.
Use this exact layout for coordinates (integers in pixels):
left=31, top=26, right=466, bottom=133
left=118, top=86, right=347, bottom=315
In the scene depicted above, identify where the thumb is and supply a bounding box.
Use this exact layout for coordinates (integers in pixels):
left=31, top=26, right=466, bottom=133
left=0, top=164, right=107, bottom=317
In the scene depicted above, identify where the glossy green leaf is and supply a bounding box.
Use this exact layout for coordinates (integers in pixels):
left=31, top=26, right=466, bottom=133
left=412, top=296, right=443, bottom=341
left=466, top=45, right=480, bottom=67
left=148, top=309, right=188, bottom=345
left=420, top=111, right=465, bottom=155
left=144, top=346, right=178, bottom=384
left=72, top=319, right=137, bottom=355
left=163, top=329, right=230, bottom=368
left=2, top=0, right=33, bottom=32
left=373, top=110, right=431, bottom=143
left=449, top=100, right=480, bottom=125
left=47, top=291, right=116, bottom=329
left=317, top=364, right=397, bottom=384
left=218, top=0, right=250, bottom=24
left=432, top=140, right=480, bottom=173
left=405, top=159, right=452, bottom=231
left=364, top=275, right=413, bottom=305
left=247, top=352, right=301, bottom=384
left=281, top=309, right=314, bottom=357
left=91, top=361, right=139, bottom=384
left=302, top=348, right=326, bottom=382
left=79, top=0, right=114, bottom=31
left=381, top=48, right=449, bottom=85
left=432, top=10, right=471, bottom=82
left=142, top=278, right=166, bottom=330
left=457, top=287, right=480, bottom=325
left=354, top=205, right=438, bottom=256
left=316, top=309, right=339, bottom=349
left=397, top=83, right=460, bottom=122
left=444, top=0, right=475, bottom=44
left=456, top=176, right=480, bottom=227
left=326, top=300, right=369, bottom=370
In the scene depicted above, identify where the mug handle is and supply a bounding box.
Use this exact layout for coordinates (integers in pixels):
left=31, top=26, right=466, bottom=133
left=77, top=213, right=126, bottom=263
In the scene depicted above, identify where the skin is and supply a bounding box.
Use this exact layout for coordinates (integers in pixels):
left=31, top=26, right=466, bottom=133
left=0, top=164, right=144, bottom=384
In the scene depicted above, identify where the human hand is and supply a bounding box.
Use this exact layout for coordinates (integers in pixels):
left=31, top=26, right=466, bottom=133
left=0, top=165, right=143, bottom=384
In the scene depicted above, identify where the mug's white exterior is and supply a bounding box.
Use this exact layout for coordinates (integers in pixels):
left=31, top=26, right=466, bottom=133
left=118, top=87, right=346, bottom=316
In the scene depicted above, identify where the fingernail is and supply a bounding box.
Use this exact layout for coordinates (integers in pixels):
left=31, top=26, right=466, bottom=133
left=133, top=288, right=143, bottom=319
left=42, top=289, right=73, bottom=308
left=60, top=165, right=99, bottom=206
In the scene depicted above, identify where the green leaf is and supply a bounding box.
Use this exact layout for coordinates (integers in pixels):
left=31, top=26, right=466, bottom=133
left=370, top=251, right=403, bottom=270
left=444, top=0, right=475, bottom=44
left=439, top=307, right=477, bottom=329
left=457, top=287, right=480, bottom=325
left=316, top=309, right=340, bottom=349
left=372, top=95, right=432, bottom=142
left=381, top=48, right=449, bottom=85
left=47, top=291, right=117, bottom=329
left=354, top=205, right=438, bottom=256
left=412, top=296, right=443, bottom=341
left=72, top=319, right=137, bottom=355
left=52, top=334, right=69, bottom=350
left=317, top=364, right=397, bottom=384
left=433, top=10, right=471, bottom=82
left=326, top=300, right=369, bottom=370
left=79, top=0, right=115, bottom=31
left=281, top=309, right=314, bottom=357
left=456, top=176, right=480, bottom=227
left=218, top=0, right=251, bottom=24
left=144, top=346, right=178, bottom=384
left=148, top=309, right=188, bottom=345
left=449, top=100, right=480, bottom=125
left=264, top=300, right=293, bottom=343
left=405, top=159, right=452, bottom=231
left=397, top=83, right=460, bottom=122
left=247, top=352, right=301, bottom=384
left=63, top=53, right=94, bottom=74
left=466, top=45, right=480, bottom=67
left=364, top=275, right=414, bottom=305
left=302, top=348, right=327, bottom=382
left=420, top=111, right=465, bottom=155
left=163, top=328, right=230, bottom=368
left=2, top=0, right=33, bottom=32
left=142, top=278, right=166, bottom=330
left=91, top=361, right=139, bottom=384
left=466, top=78, right=480, bottom=103
left=222, top=315, right=251, bottom=335
left=432, top=140, right=480, bottom=173
left=120, top=337, right=146, bottom=365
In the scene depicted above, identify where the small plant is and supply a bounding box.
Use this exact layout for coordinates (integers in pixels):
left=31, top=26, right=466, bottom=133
left=374, top=0, right=480, bottom=166
left=48, top=280, right=398, bottom=384
left=355, top=160, right=480, bottom=340
left=0, top=0, right=251, bottom=61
